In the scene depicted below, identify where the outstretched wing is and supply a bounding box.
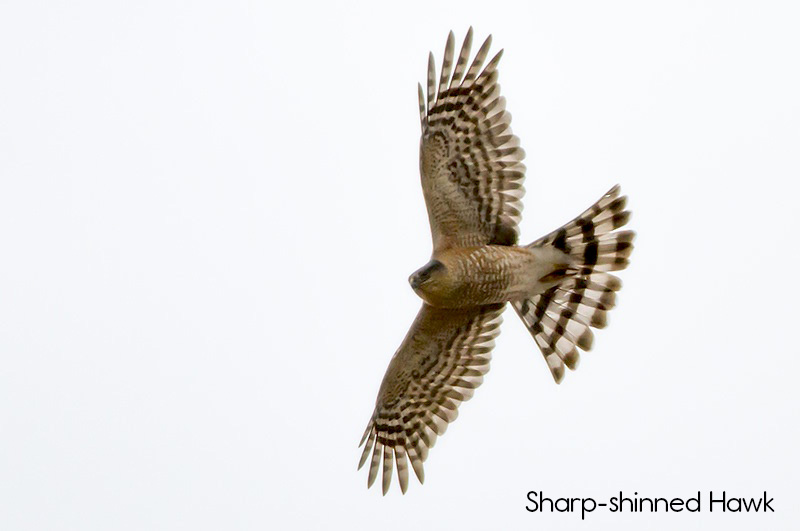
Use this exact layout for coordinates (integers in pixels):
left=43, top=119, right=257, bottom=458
left=419, top=28, right=526, bottom=251
left=358, top=303, right=505, bottom=494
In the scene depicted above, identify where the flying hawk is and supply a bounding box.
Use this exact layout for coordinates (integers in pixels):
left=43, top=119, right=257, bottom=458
left=359, top=28, right=634, bottom=494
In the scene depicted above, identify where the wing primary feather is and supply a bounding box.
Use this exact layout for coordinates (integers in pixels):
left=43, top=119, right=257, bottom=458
left=462, top=34, right=492, bottom=86
left=358, top=422, right=372, bottom=447
left=436, top=31, right=455, bottom=104
left=395, top=446, right=410, bottom=494
left=382, top=446, right=393, bottom=495
left=449, top=27, right=473, bottom=89
left=416, top=437, right=429, bottom=461
left=426, top=52, right=436, bottom=114
left=367, top=440, right=382, bottom=488
left=408, top=444, right=425, bottom=484
left=358, top=428, right=376, bottom=470
left=477, top=50, right=504, bottom=85
left=418, top=83, right=426, bottom=130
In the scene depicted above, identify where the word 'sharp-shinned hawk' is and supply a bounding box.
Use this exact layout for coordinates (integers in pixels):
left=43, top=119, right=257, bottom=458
left=359, top=28, right=635, bottom=495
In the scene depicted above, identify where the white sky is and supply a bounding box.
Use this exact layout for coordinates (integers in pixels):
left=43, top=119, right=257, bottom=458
left=1, top=1, right=799, bottom=529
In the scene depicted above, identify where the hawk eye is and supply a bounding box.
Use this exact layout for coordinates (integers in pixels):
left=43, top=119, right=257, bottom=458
left=419, top=260, right=445, bottom=280
left=410, top=260, right=446, bottom=288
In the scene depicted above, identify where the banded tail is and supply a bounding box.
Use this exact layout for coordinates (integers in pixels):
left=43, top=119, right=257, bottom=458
left=514, top=185, right=634, bottom=383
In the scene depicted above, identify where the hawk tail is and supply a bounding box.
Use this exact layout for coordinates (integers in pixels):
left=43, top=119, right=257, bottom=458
left=513, top=185, right=634, bottom=383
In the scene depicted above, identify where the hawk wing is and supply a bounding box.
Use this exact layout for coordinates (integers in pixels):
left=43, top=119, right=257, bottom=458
left=358, top=303, right=505, bottom=494
left=419, top=28, right=526, bottom=251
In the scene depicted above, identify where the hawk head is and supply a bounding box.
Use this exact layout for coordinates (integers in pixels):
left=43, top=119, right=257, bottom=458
left=409, top=260, right=448, bottom=301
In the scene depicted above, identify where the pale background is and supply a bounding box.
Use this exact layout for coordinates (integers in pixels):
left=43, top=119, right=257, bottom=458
left=1, top=1, right=798, bottom=529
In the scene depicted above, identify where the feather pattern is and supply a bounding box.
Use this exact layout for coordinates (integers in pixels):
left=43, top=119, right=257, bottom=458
left=360, top=30, right=635, bottom=494
left=358, top=303, right=504, bottom=494
left=513, top=186, right=634, bottom=383
left=419, top=27, right=525, bottom=251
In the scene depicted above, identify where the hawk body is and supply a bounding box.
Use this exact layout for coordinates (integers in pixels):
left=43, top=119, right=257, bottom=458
left=410, top=245, right=571, bottom=308
left=359, top=29, right=635, bottom=494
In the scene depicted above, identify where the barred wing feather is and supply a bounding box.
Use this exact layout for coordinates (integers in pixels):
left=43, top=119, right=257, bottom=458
left=358, top=303, right=505, bottom=494
left=419, top=28, right=526, bottom=251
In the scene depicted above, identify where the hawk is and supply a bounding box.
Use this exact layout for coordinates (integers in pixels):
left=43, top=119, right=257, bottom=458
left=359, top=28, right=634, bottom=494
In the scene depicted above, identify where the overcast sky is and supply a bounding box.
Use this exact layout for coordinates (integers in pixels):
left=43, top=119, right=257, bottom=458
left=1, top=1, right=798, bottom=529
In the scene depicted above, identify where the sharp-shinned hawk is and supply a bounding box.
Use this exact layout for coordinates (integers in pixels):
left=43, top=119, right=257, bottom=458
left=359, top=28, right=634, bottom=494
